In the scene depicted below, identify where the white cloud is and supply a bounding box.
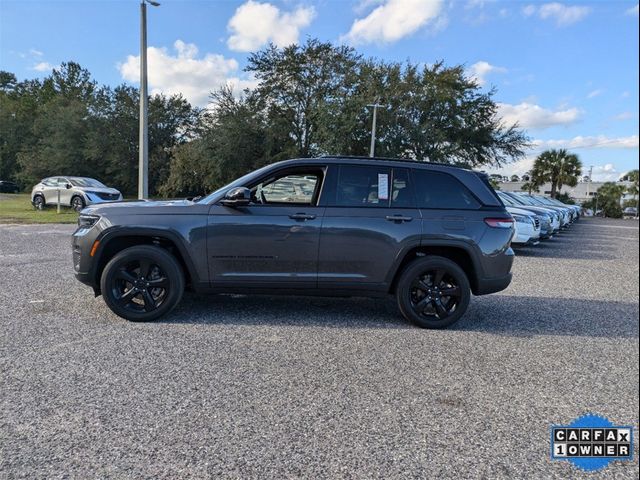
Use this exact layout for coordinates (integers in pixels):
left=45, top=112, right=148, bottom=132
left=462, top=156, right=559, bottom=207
left=29, top=49, right=43, bottom=57
left=118, top=40, right=256, bottom=107
left=613, top=111, right=633, bottom=121
left=467, top=61, right=507, bottom=87
left=523, top=2, right=591, bottom=26
left=586, top=89, right=603, bottom=99
left=497, top=102, right=581, bottom=129
left=626, top=3, right=639, bottom=17
left=32, top=62, right=55, bottom=72
left=532, top=135, right=640, bottom=150
left=342, top=0, right=445, bottom=45
left=226, top=1, right=315, bottom=52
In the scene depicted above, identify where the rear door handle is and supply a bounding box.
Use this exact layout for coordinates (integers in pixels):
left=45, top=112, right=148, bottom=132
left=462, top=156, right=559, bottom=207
left=385, top=215, right=413, bottom=223
left=289, top=213, right=316, bottom=221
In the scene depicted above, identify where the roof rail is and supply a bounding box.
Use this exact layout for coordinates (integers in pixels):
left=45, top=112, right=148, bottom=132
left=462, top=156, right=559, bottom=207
left=316, top=155, right=471, bottom=170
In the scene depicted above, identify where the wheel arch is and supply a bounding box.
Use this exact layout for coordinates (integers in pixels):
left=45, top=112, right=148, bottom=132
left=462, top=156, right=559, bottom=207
left=389, top=243, right=481, bottom=295
left=70, top=193, right=85, bottom=207
left=92, top=228, right=199, bottom=292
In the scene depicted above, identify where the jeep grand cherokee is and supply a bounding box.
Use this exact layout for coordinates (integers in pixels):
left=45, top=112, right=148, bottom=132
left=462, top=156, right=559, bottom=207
left=72, top=157, right=515, bottom=328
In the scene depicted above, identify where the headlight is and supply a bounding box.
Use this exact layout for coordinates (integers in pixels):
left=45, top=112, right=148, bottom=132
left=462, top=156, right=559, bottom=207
left=78, top=214, right=100, bottom=228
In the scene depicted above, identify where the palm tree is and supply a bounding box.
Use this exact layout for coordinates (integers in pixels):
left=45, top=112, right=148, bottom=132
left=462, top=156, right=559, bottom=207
left=531, top=149, right=583, bottom=198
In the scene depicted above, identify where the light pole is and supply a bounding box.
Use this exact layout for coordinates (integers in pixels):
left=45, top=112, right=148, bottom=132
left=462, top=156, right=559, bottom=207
left=139, top=0, right=160, bottom=200
left=366, top=102, right=385, bottom=158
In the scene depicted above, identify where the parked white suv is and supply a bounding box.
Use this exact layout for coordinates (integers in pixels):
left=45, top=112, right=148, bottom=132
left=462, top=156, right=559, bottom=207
left=31, top=177, right=122, bottom=211
left=507, top=207, right=541, bottom=246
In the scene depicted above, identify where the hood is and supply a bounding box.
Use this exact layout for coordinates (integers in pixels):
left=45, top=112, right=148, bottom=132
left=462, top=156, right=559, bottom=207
left=506, top=207, right=535, bottom=218
left=77, top=186, right=121, bottom=195
left=82, top=198, right=209, bottom=216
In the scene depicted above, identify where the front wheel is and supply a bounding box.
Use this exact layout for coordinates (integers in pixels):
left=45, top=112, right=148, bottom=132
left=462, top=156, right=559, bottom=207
left=100, top=245, right=184, bottom=322
left=33, top=195, right=45, bottom=210
left=396, top=256, right=471, bottom=329
left=71, top=195, right=85, bottom=212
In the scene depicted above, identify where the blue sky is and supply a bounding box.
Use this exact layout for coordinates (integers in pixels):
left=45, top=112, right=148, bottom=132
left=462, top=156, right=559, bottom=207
left=1, top=0, right=638, bottom=179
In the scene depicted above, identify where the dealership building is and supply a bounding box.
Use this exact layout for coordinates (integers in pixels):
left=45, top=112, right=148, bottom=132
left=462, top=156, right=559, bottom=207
left=497, top=180, right=636, bottom=204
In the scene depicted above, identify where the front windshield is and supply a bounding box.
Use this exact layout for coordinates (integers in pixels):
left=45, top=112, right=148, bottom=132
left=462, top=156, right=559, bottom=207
left=505, top=193, right=528, bottom=206
left=498, top=192, right=516, bottom=206
left=525, top=195, right=546, bottom=206
left=69, top=177, right=106, bottom=188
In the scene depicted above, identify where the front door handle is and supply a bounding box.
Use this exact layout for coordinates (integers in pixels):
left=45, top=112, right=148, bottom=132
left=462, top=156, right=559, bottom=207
left=289, top=213, right=316, bottom=221
left=385, top=215, right=413, bottom=223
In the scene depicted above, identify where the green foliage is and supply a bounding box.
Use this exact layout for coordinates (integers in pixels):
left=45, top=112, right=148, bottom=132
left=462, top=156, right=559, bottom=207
left=1, top=63, right=198, bottom=196
left=530, top=149, right=582, bottom=198
left=2, top=39, right=530, bottom=198
left=555, top=192, right=575, bottom=204
left=596, top=182, right=626, bottom=218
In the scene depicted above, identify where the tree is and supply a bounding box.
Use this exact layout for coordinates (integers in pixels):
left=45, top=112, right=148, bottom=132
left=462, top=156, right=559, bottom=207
left=596, top=182, right=626, bottom=218
left=247, top=41, right=529, bottom=166
left=510, top=174, right=520, bottom=182
left=555, top=192, right=575, bottom=204
left=621, top=169, right=639, bottom=217
left=247, top=39, right=360, bottom=158
left=160, top=87, right=269, bottom=197
left=530, top=149, right=582, bottom=198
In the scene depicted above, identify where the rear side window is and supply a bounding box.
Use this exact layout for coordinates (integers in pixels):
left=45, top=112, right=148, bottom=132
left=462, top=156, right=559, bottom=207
left=335, top=165, right=391, bottom=207
left=413, top=170, right=481, bottom=209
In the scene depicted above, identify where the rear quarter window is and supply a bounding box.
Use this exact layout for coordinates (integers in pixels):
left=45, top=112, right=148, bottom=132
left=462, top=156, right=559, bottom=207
left=413, top=170, right=481, bottom=209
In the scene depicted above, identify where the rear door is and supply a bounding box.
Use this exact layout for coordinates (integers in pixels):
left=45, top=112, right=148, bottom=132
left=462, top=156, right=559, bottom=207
left=317, top=165, right=421, bottom=291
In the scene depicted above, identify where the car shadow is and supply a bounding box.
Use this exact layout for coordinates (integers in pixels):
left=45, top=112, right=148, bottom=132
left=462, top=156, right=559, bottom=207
left=162, top=293, right=638, bottom=339
left=514, top=229, right=616, bottom=260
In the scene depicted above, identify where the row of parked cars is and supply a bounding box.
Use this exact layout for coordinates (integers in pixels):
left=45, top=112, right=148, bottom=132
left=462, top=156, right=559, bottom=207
left=497, top=191, right=581, bottom=246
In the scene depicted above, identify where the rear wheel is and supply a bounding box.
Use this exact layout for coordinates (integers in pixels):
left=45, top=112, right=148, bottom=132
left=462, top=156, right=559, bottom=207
left=100, top=245, right=184, bottom=322
left=396, top=256, right=470, bottom=329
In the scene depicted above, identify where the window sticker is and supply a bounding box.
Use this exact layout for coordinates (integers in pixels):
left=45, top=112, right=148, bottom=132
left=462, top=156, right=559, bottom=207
left=378, top=174, right=389, bottom=200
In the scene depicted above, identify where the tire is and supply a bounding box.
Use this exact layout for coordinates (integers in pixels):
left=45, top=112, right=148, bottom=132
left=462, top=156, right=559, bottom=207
left=100, top=245, right=184, bottom=322
left=33, top=195, right=45, bottom=210
left=396, top=255, right=471, bottom=329
left=71, top=195, right=85, bottom=212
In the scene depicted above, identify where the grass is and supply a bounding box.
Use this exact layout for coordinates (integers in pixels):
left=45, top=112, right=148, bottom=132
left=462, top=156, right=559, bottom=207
left=0, top=193, right=79, bottom=224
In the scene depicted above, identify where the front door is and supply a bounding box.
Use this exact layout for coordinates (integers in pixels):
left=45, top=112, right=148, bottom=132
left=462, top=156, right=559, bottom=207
left=317, top=165, right=422, bottom=291
left=207, top=166, right=326, bottom=289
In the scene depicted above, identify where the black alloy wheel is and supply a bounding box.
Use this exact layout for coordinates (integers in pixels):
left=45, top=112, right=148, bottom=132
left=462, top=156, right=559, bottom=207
left=101, top=245, right=184, bottom=321
left=396, top=256, right=470, bottom=329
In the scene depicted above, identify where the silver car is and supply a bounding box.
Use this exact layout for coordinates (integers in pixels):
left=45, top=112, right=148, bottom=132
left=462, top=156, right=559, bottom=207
left=31, top=176, right=122, bottom=211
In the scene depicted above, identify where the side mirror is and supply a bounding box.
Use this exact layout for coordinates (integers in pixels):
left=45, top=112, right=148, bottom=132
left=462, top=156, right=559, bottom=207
left=65, top=183, right=72, bottom=189
left=220, top=187, right=251, bottom=207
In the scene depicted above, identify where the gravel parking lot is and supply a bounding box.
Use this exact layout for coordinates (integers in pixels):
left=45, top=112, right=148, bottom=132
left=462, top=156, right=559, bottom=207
left=1, top=218, right=638, bottom=479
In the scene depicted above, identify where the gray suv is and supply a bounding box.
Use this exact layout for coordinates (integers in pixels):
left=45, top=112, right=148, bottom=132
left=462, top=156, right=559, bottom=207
left=72, top=157, right=515, bottom=328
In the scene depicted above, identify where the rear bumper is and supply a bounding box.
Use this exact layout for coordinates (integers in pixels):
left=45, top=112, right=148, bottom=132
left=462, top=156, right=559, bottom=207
left=475, top=272, right=513, bottom=295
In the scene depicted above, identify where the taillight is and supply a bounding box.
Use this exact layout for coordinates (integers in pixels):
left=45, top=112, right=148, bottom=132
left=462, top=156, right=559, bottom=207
left=484, top=217, right=515, bottom=228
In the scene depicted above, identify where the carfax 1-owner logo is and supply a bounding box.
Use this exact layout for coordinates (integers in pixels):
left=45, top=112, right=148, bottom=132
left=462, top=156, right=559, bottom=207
left=551, top=414, right=634, bottom=472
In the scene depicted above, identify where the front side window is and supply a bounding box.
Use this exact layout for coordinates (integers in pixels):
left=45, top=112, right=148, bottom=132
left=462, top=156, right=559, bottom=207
left=251, top=171, right=321, bottom=205
left=413, top=170, right=481, bottom=209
